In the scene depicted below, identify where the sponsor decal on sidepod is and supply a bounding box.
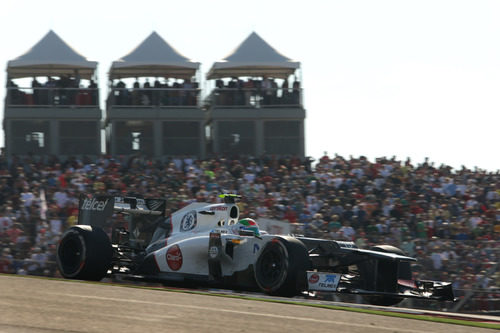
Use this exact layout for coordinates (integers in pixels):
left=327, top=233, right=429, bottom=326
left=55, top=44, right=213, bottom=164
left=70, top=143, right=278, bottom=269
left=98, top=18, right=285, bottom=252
left=166, top=245, right=183, bottom=271
left=180, top=211, right=197, bottom=232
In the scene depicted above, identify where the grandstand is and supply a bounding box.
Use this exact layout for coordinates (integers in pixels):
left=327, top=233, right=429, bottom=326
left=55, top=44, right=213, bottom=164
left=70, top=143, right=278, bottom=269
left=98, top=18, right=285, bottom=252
left=0, top=153, right=498, bottom=313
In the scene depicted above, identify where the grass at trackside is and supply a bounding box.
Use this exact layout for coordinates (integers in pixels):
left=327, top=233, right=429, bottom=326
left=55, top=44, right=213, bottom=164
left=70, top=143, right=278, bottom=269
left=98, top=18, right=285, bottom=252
left=3, top=274, right=500, bottom=330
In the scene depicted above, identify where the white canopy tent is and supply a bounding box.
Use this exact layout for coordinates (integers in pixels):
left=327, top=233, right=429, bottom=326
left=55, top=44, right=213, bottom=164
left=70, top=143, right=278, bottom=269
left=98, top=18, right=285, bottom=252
left=7, top=30, right=97, bottom=80
left=109, top=31, right=200, bottom=80
left=206, top=32, right=300, bottom=80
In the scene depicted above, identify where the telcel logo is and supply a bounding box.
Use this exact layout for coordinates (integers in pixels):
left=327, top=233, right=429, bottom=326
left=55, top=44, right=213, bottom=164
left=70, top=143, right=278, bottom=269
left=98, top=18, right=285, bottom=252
left=324, top=275, right=336, bottom=283
left=318, top=274, right=338, bottom=289
left=81, top=198, right=109, bottom=211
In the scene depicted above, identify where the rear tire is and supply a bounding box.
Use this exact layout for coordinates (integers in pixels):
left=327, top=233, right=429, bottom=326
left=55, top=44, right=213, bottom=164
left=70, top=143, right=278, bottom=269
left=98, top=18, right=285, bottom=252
left=254, top=237, right=309, bottom=297
left=57, top=225, right=113, bottom=281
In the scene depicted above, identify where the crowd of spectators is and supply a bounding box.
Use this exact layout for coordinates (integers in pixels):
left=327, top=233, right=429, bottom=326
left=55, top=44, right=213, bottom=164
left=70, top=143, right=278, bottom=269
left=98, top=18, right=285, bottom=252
left=0, top=152, right=499, bottom=311
left=7, top=75, right=98, bottom=106
left=111, top=78, right=199, bottom=106
left=213, top=77, right=301, bottom=106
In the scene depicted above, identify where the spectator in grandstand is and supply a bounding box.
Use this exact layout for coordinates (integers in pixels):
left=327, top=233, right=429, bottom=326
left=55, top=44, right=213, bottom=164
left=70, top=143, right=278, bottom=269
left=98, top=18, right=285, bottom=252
left=281, top=79, right=290, bottom=104
left=131, top=80, right=141, bottom=105
left=32, top=77, right=42, bottom=104
left=243, top=78, right=254, bottom=105
left=339, top=220, right=356, bottom=240
left=0, top=248, right=13, bottom=274
left=270, top=78, right=278, bottom=104
left=88, top=79, right=98, bottom=105
left=142, top=79, right=152, bottom=105
left=261, top=76, right=272, bottom=105
left=292, top=79, right=300, bottom=104
left=6, top=79, right=21, bottom=105
left=115, top=79, right=127, bottom=105
left=182, top=78, right=193, bottom=105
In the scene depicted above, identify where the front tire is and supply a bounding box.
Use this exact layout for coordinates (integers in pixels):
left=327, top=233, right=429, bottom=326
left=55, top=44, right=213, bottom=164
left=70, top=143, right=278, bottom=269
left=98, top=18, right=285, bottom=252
left=254, top=237, right=309, bottom=297
left=362, top=244, right=411, bottom=307
left=57, top=225, right=112, bottom=281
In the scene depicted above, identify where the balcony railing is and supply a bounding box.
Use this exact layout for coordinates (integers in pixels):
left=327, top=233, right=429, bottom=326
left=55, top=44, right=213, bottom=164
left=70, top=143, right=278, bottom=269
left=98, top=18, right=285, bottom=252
left=107, top=88, right=201, bottom=108
left=205, top=87, right=302, bottom=108
left=5, top=87, right=99, bottom=107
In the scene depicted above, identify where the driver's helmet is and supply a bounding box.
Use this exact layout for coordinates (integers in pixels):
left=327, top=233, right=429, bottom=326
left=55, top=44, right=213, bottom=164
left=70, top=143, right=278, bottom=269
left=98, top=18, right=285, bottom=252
left=236, top=218, right=261, bottom=237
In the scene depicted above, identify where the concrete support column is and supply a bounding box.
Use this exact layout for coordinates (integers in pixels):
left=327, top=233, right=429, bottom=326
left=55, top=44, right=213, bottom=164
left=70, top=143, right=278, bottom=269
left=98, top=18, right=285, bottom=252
left=212, top=121, right=219, bottom=154
left=4, top=120, right=12, bottom=156
left=110, top=121, right=117, bottom=156
left=255, top=120, right=264, bottom=157
left=49, top=120, right=59, bottom=155
left=154, top=121, right=163, bottom=158
left=96, top=121, right=102, bottom=155
left=199, top=121, right=206, bottom=159
left=299, top=119, right=305, bottom=158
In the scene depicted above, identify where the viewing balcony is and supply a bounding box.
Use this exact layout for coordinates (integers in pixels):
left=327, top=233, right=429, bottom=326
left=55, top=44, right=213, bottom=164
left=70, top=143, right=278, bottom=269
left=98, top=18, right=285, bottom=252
left=5, top=87, right=98, bottom=107
left=205, top=87, right=303, bottom=109
left=107, top=88, right=201, bottom=108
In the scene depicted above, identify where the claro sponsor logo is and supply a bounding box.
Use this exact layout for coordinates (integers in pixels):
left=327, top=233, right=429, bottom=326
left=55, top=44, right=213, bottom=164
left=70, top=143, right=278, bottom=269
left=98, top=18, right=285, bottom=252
left=166, top=245, right=183, bottom=271
left=81, top=198, right=109, bottom=211
left=308, top=273, right=319, bottom=284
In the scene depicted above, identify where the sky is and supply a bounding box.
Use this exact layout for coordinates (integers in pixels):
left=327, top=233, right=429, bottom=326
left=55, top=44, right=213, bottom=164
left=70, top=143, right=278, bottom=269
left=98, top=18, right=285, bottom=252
left=1, top=0, right=500, bottom=171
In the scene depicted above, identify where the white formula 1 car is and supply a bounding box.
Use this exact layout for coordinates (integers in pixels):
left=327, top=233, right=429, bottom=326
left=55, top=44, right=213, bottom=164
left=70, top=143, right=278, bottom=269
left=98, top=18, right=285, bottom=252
left=56, top=194, right=455, bottom=306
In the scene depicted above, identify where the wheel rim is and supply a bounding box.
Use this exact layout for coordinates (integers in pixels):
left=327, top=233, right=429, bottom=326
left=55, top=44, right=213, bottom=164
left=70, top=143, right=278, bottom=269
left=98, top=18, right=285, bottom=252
left=58, top=233, right=85, bottom=276
left=256, top=242, right=288, bottom=290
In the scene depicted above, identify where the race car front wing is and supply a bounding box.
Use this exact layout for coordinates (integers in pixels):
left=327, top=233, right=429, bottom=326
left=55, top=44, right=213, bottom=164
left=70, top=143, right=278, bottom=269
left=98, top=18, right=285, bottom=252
left=307, top=271, right=456, bottom=301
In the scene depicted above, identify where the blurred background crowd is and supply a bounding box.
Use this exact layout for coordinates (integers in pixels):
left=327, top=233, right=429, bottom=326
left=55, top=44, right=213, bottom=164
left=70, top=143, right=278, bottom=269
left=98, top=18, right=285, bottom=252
left=0, top=152, right=499, bottom=312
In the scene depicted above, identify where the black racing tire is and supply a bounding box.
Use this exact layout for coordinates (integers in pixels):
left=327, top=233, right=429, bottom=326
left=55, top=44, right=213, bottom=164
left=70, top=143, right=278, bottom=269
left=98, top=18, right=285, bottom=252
left=371, top=245, right=412, bottom=280
left=364, top=295, right=403, bottom=307
left=254, top=237, right=309, bottom=297
left=363, top=244, right=411, bottom=307
left=57, top=225, right=113, bottom=281
left=371, top=245, right=406, bottom=256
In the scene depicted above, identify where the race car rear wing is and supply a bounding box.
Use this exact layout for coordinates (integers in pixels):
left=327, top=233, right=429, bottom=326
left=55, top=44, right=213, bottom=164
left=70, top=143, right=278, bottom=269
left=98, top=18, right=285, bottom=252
left=78, top=194, right=166, bottom=228
left=113, top=196, right=164, bottom=216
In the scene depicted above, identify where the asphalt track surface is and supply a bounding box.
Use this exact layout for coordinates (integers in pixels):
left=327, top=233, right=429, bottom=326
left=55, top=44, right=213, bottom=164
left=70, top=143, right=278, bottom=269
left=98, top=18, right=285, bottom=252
left=0, top=275, right=496, bottom=333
